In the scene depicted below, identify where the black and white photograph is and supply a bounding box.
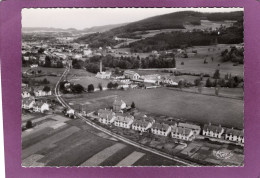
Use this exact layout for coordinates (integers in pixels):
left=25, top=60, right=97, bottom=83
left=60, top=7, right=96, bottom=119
left=21, top=8, right=244, bottom=167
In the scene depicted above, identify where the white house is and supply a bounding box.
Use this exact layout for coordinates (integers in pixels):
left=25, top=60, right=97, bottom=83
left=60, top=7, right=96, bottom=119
left=39, top=55, right=46, bottom=65
left=114, top=115, right=134, bottom=129
left=124, top=70, right=140, bottom=80
left=117, top=82, right=129, bottom=90
left=96, top=71, right=111, bottom=79
left=22, top=89, right=31, bottom=98
left=202, top=123, right=224, bottom=139
left=22, top=98, right=35, bottom=110
left=73, top=54, right=82, bottom=59
left=30, top=64, right=38, bottom=68
left=22, top=83, right=28, bottom=88
left=161, top=78, right=178, bottom=86
left=113, top=98, right=126, bottom=112
left=83, top=49, right=92, bottom=56
left=178, top=122, right=201, bottom=135
left=151, top=123, right=171, bottom=136
left=34, top=86, right=52, bottom=97
left=33, top=102, right=49, bottom=113
left=132, top=117, right=155, bottom=132
left=65, top=109, right=75, bottom=118
left=225, top=128, right=244, bottom=144
left=97, top=109, right=116, bottom=125
left=171, top=126, right=195, bottom=141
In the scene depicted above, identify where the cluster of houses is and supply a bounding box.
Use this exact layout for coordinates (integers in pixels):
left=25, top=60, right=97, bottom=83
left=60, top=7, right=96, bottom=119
left=22, top=97, right=50, bottom=113
left=94, top=99, right=244, bottom=144
left=21, top=85, right=53, bottom=113
left=96, top=66, right=178, bottom=90
left=22, top=86, right=52, bottom=99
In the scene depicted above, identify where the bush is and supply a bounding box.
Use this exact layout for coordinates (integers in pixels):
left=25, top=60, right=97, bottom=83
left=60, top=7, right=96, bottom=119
left=213, top=69, right=220, bottom=79
left=43, top=86, right=51, bottom=92
left=26, top=120, right=33, bottom=129
left=131, top=102, right=136, bottom=108
left=72, top=84, right=84, bottom=93
left=88, top=84, right=95, bottom=92
left=205, top=78, right=212, bottom=87
left=107, top=82, right=113, bottom=89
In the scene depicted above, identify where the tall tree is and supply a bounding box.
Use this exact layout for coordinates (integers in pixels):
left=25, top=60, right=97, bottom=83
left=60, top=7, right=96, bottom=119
left=88, top=84, right=94, bottom=92
left=131, top=102, right=136, bottom=108
left=213, top=69, right=220, bottom=79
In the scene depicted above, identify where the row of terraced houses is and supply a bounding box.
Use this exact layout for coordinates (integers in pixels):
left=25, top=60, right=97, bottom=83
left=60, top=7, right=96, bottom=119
left=96, top=108, right=244, bottom=144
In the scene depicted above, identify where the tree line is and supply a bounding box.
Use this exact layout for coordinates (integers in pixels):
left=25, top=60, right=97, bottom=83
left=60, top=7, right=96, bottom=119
left=78, top=55, right=176, bottom=73
left=128, top=26, right=243, bottom=53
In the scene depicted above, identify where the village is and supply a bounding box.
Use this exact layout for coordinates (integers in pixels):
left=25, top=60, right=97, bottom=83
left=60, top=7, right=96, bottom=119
left=21, top=9, right=244, bottom=166
left=21, top=42, right=244, bottom=166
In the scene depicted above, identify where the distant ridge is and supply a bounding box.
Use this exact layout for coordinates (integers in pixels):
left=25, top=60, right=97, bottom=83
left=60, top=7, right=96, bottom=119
left=22, top=23, right=128, bottom=33
left=74, top=11, right=243, bottom=47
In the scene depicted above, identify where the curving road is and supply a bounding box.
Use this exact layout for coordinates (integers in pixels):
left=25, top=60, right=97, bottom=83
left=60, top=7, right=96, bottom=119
left=54, top=67, right=198, bottom=166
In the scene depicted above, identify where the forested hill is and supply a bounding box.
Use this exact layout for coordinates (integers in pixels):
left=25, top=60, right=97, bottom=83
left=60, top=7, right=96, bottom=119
left=120, top=11, right=243, bottom=32
left=74, top=11, right=243, bottom=48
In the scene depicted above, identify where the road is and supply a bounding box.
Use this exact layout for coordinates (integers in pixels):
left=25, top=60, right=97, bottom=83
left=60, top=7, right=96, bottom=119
left=54, top=67, right=198, bottom=166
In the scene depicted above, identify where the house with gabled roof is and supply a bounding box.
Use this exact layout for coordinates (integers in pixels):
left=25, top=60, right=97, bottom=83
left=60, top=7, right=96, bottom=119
left=171, top=126, right=195, bottom=141
left=178, top=122, right=201, bottom=135
left=124, top=70, right=140, bottom=80
left=34, top=86, right=52, bottom=97
left=22, top=88, right=31, bottom=98
left=225, top=128, right=244, bottom=144
left=33, top=101, right=49, bottom=113
left=202, top=123, right=224, bottom=139
left=113, top=98, right=126, bottom=112
left=132, top=117, right=155, bottom=132
left=114, top=114, right=134, bottom=129
left=151, top=123, right=171, bottom=136
left=22, top=97, right=35, bottom=110
left=97, top=109, right=116, bottom=125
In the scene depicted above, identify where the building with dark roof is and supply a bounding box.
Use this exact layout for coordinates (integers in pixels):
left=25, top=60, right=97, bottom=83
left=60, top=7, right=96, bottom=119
left=114, top=114, right=134, bottom=129
left=225, top=128, right=244, bottom=144
left=178, top=122, right=201, bottom=135
left=97, top=109, right=116, bottom=125
left=124, top=70, right=140, bottom=80
left=22, top=97, right=35, bottom=110
left=171, top=126, right=195, bottom=141
left=202, top=123, right=224, bottom=138
left=113, top=98, right=126, bottom=112
left=151, top=123, right=171, bottom=136
left=132, top=117, right=155, bottom=132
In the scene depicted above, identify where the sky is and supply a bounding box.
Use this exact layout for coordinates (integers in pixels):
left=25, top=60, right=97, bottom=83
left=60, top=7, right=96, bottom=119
left=22, top=8, right=243, bottom=30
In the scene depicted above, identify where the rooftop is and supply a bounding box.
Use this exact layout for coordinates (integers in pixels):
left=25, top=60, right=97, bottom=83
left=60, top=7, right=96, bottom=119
left=151, top=123, right=170, bottom=131
left=225, top=128, right=244, bottom=137
left=114, top=114, right=134, bottom=123
left=178, top=122, right=201, bottom=130
left=171, top=126, right=193, bottom=136
left=203, top=123, right=223, bottom=133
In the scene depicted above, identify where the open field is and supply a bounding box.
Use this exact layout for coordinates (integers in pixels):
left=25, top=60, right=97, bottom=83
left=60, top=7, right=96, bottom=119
left=65, top=88, right=243, bottom=128
left=169, top=87, right=243, bottom=99
left=66, top=69, right=111, bottom=89
left=176, top=44, right=243, bottom=77
left=22, top=66, right=66, bottom=87
left=24, top=67, right=65, bottom=75
left=22, top=115, right=183, bottom=166
left=22, top=114, right=243, bottom=166
left=184, top=20, right=235, bottom=31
